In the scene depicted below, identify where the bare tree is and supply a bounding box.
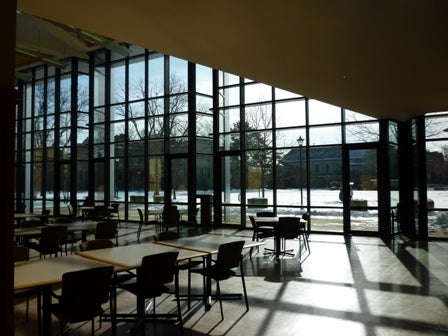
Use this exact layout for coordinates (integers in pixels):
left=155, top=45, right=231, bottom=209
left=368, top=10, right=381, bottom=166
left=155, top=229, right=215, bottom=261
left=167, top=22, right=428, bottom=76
left=231, top=103, right=281, bottom=197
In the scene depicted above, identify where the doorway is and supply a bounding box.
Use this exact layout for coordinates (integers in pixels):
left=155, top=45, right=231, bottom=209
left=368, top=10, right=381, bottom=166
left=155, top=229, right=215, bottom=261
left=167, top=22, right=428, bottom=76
left=342, top=146, right=379, bottom=234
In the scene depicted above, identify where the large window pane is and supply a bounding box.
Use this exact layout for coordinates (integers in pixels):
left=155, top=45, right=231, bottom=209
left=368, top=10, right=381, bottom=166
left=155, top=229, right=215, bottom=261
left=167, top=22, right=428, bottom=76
left=309, top=100, right=341, bottom=125
left=276, top=100, right=306, bottom=128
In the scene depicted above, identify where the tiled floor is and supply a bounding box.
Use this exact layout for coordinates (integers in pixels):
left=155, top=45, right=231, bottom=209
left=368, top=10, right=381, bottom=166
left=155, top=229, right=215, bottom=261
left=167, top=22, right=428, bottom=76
left=14, top=223, right=448, bottom=335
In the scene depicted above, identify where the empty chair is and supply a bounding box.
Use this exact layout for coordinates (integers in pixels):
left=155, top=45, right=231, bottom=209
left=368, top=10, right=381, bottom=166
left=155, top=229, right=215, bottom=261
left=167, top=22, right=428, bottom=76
left=256, top=211, right=276, bottom=217
left=137, top=208, right=160, bottom=243
left=191, top=240, right=248, bottom=320
left=162, top=205, right=180, bottom=234
left=79, top=238, right=135, bottom=312
left=49, top=266, right=114, bottom=336
left=153, top=231, right=204, bottom=310
left=277, top=216, right=302, bottom=257
left=27, top=225, right=68, bottom=258
left=109, top=203, right=121, bottom=226
left=179, top=207, right=200, bottom=234
left=249, top=215, right=275, bottom=255
left=95, top=220, right=119, bottom=246
left=52, top=217, right=81, bottom=254
left=36, top=209, right=51, bottom=224
left=91, top=205, right=111, bottom=221
left=117, top=252, right=183, bottom=334
left=65, top=203, right=82, bottom=221
left=79, top=238, right=114, bottom=251
left=17, top=219, right=43, bottom=246
left=21, top=218, right=44, bottom=228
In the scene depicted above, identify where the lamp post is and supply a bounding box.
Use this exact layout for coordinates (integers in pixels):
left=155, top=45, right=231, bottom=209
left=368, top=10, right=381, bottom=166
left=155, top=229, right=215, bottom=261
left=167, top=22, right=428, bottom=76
left=297, top=136, right=304, bottom=208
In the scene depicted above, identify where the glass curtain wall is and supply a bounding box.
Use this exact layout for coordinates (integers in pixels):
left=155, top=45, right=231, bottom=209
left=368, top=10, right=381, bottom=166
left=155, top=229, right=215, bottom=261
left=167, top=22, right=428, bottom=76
left=217, top=72, right=381, bottom=232
left=16, top=60, right=90, bottom=217
left=14, top=44, right=447, bottom=238
left=425, top=112, right=448, bottom=238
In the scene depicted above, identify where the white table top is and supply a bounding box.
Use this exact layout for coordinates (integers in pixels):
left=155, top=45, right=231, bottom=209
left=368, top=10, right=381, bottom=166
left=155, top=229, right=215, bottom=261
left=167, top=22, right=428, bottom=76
left=254, top=216, right=279, bottom=223
left=154, top=234, right=264, bottom=254
left=75, top=241, right=207, bottom=269
left=14, top=254, right=114, bottom=290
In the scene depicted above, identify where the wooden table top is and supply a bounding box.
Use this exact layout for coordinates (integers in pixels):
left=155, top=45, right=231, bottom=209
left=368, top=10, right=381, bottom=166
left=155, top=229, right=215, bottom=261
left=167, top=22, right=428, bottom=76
left=75, top=242, right=207, bottom=269
left=14, top=221, right=98, bottom=237
left=154, top=234, right=264, bottom=254
left=14, top=213, right=43, bottom=219
left=14, top=254, right=114, bottom=290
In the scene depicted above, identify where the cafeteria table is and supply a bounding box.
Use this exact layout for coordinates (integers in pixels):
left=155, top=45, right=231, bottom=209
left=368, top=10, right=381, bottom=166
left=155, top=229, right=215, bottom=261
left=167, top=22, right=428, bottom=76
left=14, top=255, right=116, bottom=336
left=153, top=234, right=264, bottom=310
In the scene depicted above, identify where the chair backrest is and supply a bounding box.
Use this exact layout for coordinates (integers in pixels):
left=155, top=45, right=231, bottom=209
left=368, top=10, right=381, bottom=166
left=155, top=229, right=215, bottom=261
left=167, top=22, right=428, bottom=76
left=163, top=206, right=180, bottom=224
left=14, top=246, right=30, bottom=262
left=95, top=220, right=118, bottom=240
left=16, top=203, right=26, bottom=213
left=67, top=203, right=77, bottom=217
left=52, top=217, right=74, bottom=224
left=153, top=231, right=179, bottom=241
left=248, top=215, right=256, bottom=228
left=277, top=216, right=301, bottom=238
left=110, top=203, right=119, bottom=214
left=301, top=212, right=310, bottom=221
left=21, top=219, right=44, bottom=228
left=79, top=239, right=114, bottom=251
left=137, top=208, right=144, bottom=223
left=92, top=205, right=111, bottom=220
left=59, top=266, right=114, bottom=323
left=40, top=209, right=51, bottom=223
left=216, top=240, right=245, bottom=269
left=139, top=252, right=179, bottom=287
left=256, top=211, right=275, bottom=217
left=40, top=226, right=68, bottom=247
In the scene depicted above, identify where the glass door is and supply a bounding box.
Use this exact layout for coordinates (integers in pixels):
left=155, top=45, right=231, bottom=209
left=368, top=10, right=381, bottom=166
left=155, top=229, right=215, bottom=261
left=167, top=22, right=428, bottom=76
left=343, top=146, right=379, bottom=234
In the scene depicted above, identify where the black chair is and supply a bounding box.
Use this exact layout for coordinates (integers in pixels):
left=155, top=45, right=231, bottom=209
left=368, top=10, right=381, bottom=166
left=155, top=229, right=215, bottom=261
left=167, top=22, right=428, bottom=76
left=49, top=266, right=114, bottom=336
left=91, top=205, right=111, bottom=221
left=153, top=231, right=204, bottom=310
left=277, top=216, right=302, bottom=257
left=162, top=205, right=180, bottom=234
left=79, top=238, right=114, bottom=251
left=36, top=209, right=51, bottom=224
left=52, top=217, right=82, bottom=254
left=27, top=225, right=68, bottom=258
left=14, top=246, right=40, bottom=323
left=179, top=207, right=200, bottom=234
left=191, top=240, right=248, bottom=320
left=17, top=219, right=43, bottom=246
left=66, top=203, right=82, bottom=221
left=79, top=238, right=136, bottom=317
left=95, top=220, right=119, bottom=246
left=256, top=211, right=275, bottom=217
left=137, top=208, right=160, bottom=243
left=249, top=215, right=275, bottom=255
left=109, top=203, right=121, bottom=227
left=117, top=252, right=183, bottom=335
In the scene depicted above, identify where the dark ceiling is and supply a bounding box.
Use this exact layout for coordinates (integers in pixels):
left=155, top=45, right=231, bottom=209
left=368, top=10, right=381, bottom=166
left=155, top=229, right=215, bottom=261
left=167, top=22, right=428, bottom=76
left=16, top=1, right=448, bottom=122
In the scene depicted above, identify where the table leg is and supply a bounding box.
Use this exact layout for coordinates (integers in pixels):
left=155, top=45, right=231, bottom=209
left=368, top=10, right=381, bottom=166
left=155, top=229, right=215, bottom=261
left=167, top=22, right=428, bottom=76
left=275, top=231, right=281, bottom=258
left=205, top=254, right=212, bottom=311
left=41, top=285, right=51, bottom=335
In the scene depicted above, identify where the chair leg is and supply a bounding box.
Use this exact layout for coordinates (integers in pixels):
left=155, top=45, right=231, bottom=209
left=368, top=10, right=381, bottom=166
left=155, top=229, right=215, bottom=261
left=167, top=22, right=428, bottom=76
left=175, top=272, right=184, bottom=335
left=187, top=270, right=191, bottom=310
left=216, top=281, right=223, bottom=320
left=240, top=263, right=249, bottom=311
left=137, top=223, right=142, bottom=243
left=25, top=297, right=29, bottom=321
